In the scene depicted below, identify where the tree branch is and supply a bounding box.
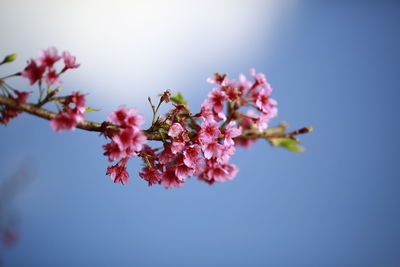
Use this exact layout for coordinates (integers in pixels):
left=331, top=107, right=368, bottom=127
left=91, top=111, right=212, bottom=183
left=0, top=95, right=311, bottom=142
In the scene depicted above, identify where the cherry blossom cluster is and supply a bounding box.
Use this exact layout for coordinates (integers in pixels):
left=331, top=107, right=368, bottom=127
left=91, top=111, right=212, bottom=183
left=103, top=106, right=147, bottom=184
left=50, top=92, right=86, bottom=132
left=0, top=86, right=30, bottom=125
left=131, top=69, right=277, bottom=188
left=0, top=47, right=309, bottom=189
left=21, top=47, right=80, bottom=86
left=0, top=47, right=84, bottom=130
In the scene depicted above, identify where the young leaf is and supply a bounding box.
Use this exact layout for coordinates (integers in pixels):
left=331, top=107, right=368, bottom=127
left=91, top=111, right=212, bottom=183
left=270, top=137, right=304, bottom=152
left=170, top=92, right=187, bottom=105
left=84, top=107, right=100, bottom=113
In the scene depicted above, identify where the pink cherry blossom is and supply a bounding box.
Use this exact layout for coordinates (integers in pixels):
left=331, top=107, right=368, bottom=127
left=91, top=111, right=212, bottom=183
left=21, top=60, right=45, bottom=85
left=158, top=144, right=174, bottom=164
left=168, top=122, right=184, bottom=138
left=250, top=68, right=270, bottom=89
left=50, top=110, right=82, bottom=132
left=207, top=88, right=227, bottom=120
left=50, top=92, right=86, bottom=132
left=234, top=138, right=257, bottom=149
left=161, top=168, right=183, bottom=189
left=38, top=47, right=61, bottom=68
left=175, top=164, right=195, bottom=181
left=198, top=119, right=221, bottom=144
left=222, top=84, right=242, bottom=102
left=255, top=89, right=277, bottom=113
left=174, top=155, right=195, bottom=181
left=238, top=73, right=252, bottom=91
left=139, top=166, right=162, bottom=186
left=62, top=51, right=80, bottom=69
left=45, top=69, right=61, bottom=86
left=214, top=163, right=239, bottom=182
left=217, top=143, right=236, bottom=164
left=199, top=159, right=239, bottom=184
left=113, top=128, right=136, bottom=150
left=207, top=73, right=227, bottom=85
left=202, top=141, right=223, bottom=159
left=70, top=92, right=86, bottom=109
left=171, top=140, right=185, bottom=154
left=106, top=161, right=130, bottom=184
left=103, top=141, right=126, bottom=162
left=130, top=129, right=147, bottom=152
left=108, top=105, right=144, bottom=128
left=200, top=100, right=215, bottom=121
left=223, top=121, right=242, bottom=145
left=0, top=91, right=31, bottom=125
left=183, top=144, right=203, bottom=169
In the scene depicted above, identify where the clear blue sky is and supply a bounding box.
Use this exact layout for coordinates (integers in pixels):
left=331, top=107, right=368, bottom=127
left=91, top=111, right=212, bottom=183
left=1, top=1, right=399, bottom=266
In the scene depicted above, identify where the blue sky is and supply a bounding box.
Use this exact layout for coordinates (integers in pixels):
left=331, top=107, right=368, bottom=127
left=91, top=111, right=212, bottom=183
left=1, top=1, right=400, bottom=266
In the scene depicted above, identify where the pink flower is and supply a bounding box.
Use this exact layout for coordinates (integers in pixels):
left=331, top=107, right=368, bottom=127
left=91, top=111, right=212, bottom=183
left=255, top=112, right=272, bottom=132
left=174, top=155, right=195, bottom=181
left=161, top=168, right=183, bottom=189
left=222, top=85, right=242, bottom=102
left=223, top=121, right=242, bottom=145
left=255, top=89, right=277, bottom=113
left=113, top=128, right=136, bottom=150
left=130, top=129, right=147, bottom=151
left=158, top=144, right=173, bottom=164
left=202, top=141, right=223, bottom=159
left=139, top=166, right=162, bottom=186
left=14, top=91, right=30, bottom=105
left=207, top=73, right=227, bottom=85
left=21, top=60, right=45, bottom=85
left=50, top=110, right=83, bottom=132
left=171, top=140, right=185, bottom=154
left=199, top=159, right=239, bottom=184
left=238, top=73, right=252, bottom=91
left=50, top=92, right=86, bottom=132
left=207, top=88, right=226, bottom=120
left=217, top=143, right=235, bottom=164
left=70, top=92, right=86, bottom=109
left=103, top=141, right=126, bottom=162
left=250, top=68, right=270, bottom=89
left=168, top=122, right=184, bottom=138
left=175, top=164, right=195, bottom=181
left=183, top=144, right=203, bottom=169
left=234, top=138, right=256, bottom=149
left=214, top=163, right=239, bottom=182
left=106, top=161, right=130, bottom=184
left=200, top=100, right=215, bottom=121
left=108, top=105, right=144, bottom=128
left=45, top=69, right=61, bottom=86
left=38, top=47, right=61, bottom=68
left=103, top=124, right=146, bottom=165
left=198, top=119, right=221, bottom=144
left=62, top=51, right=80, bottom=69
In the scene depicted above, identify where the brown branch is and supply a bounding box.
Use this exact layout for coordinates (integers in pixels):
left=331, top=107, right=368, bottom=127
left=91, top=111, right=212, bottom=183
left=0, top=95, right=312, bottom=142
left=0, top=95, right=163, bottom=140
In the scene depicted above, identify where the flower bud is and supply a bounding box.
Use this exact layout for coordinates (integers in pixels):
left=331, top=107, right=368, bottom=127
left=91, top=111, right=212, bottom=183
left=1, top=54, right=17, bottom=64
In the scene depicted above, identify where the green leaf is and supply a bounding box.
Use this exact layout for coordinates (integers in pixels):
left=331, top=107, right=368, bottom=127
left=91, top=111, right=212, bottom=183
left=1, top=54, right=17, bottom=64
left=270, top=137, right=304, bottom=152
left=170, top=92, right=187, bottom=105
left=84, top=107, right=100, bottom=113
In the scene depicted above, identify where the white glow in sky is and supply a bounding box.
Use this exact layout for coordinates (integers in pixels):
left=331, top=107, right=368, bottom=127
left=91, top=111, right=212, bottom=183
left=0, top=0, right=296, bottom=105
